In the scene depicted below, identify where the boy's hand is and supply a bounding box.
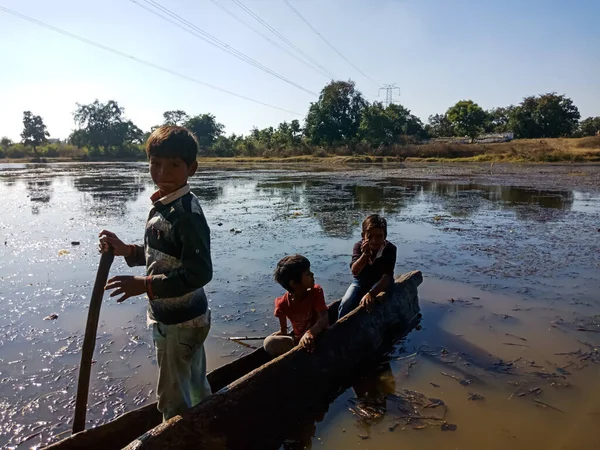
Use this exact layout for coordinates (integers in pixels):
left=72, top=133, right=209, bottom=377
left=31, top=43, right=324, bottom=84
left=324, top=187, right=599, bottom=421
left=105, top=276, right=147, bottom=303
left=360, top=240, right=372, bottom=257
left=98, top=230, right=132, bottom=257
left=299, top=331, right=315, bottom=353
left=360, top=291, right=376, bottom=313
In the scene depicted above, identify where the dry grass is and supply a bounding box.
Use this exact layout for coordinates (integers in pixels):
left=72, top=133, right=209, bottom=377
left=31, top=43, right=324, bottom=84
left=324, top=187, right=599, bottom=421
left=3, top=138, right=600, bottom=165
left=198, top=138, right=600, bottom=165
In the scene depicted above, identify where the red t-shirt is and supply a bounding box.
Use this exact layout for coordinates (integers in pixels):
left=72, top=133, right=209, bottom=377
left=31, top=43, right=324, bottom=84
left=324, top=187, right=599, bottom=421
left=274, top=285, right=327, bottom=338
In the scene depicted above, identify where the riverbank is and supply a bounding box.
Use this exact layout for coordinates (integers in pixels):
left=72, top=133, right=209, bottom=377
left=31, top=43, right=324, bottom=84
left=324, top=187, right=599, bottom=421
left=1, top=137, right=600, bottom=164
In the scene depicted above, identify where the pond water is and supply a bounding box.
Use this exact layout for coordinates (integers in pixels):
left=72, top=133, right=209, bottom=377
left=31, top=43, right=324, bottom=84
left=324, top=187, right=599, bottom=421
left=0, top=162, right=599, bottom=449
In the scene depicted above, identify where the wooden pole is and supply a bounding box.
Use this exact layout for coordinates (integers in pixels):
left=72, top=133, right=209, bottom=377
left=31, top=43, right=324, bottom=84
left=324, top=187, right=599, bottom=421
left=72, top=250, right=114, bottom=433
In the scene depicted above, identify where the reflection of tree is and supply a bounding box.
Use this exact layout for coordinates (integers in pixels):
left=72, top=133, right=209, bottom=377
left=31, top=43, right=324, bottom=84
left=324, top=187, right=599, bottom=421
left=386, top=180, right=574, bottom=221
left=72, top=166, right=149, bottom=216
left=256, top=178, right=416, bottom=238
left=26, top=179, right=53, bottom=214
left=482, top=185, right=573, bottom=221
left=190, top=185, right=224, bottom=203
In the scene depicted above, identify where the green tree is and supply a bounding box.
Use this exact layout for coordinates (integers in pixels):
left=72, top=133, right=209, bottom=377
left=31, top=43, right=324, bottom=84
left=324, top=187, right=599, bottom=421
left=359, top=102, right=394, bottom=146
left=212, top=135, right=237, bottom=157
left=271, top=120, right=302, bottom=148
left=304, top=80, right=367, bottom=146
left=1, top=136, right=13, bottom=149
left=71, top=100, right=143, bottom=155
left=446, top=100, right=486, bottom=140
left=509, top=93, right=580, bottom=138
left=163, top=110, right=189, bottom=126
left=21, top=111, right=50, bottom=155
left=183, top=114, right=225, bottom=153
left=579, top=117, right=600, bottom=137
left=484, top=106, right=515, bottom=133
left=425, top=113, right=454, bottom=138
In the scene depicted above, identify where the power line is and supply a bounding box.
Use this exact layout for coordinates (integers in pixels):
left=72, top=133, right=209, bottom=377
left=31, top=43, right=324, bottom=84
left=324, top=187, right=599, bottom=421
left=0, top=6, right=302, bottom=115
left=282, top=0, right=380, bottom=87
left=207, top=0, right=331, bottom=80
left=131, top=0, right=317, bottom=96
left=230, top=0, right=336, bottom=80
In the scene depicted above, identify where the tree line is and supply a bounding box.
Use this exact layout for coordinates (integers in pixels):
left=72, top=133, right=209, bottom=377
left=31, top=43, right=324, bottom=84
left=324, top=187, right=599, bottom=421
left=1, top=80, right=599, bottom=159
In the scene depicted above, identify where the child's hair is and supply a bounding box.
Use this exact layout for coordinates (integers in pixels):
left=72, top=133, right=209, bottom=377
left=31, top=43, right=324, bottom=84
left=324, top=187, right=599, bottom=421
left=274, top=254, right=310, bottom=292
left=146, top=126, right=198, bottom=165
left=362, top=214, right=387, bottom=237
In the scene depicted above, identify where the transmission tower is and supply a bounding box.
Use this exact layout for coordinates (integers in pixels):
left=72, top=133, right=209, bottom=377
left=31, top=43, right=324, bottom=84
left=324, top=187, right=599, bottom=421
left=378, top=84, right=400, bottom=106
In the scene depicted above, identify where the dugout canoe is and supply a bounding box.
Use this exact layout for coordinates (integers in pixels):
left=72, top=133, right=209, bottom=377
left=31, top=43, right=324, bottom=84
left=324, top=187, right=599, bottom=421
left=46, top=270, right=422, bottom=450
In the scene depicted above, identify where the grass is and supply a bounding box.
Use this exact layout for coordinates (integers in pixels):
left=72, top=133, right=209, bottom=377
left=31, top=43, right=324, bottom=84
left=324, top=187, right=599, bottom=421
left=2, top=137, right=600, bottom=164
left=198, top=137, right=600, bottom=164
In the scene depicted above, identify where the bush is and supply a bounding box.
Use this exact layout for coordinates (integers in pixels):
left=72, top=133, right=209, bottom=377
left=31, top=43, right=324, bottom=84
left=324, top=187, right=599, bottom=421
left=39, top=144, right=60, bottom=157
left=5, top=143, right=28, bottom=158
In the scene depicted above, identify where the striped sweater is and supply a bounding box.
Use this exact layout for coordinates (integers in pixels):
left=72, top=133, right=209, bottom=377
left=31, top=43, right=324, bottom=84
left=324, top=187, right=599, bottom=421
left=126, top=185, right=212, bottom=326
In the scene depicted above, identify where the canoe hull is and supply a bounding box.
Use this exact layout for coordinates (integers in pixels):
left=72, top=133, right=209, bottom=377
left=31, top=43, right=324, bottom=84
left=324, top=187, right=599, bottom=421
left=125, top=270, right=422, bottom=450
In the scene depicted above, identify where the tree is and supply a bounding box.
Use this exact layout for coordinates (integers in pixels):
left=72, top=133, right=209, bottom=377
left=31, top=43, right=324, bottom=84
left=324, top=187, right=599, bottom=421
left=21, top=111, right=50, bottom=155
left=509, top=93, right=580, bottom=139
left=579, top=117, right=600, bottom=137
left=163, top=110, right=189, bottom=126
left=212, top=135, right=237, bottom=157
left=304, top=80, right=367, bottom=146
left=446, top=100, right=486, bottom=140
left=183, top=114, right=225, bottom=152
left=359, top=102, right=425, bottom=146
left=1, top=136, right=13, bottom=149
left=484, top=106, right=515, bottom=133
left=425, top=113, right=454, bottom=138
left=70, top=100, right=143, bottom=155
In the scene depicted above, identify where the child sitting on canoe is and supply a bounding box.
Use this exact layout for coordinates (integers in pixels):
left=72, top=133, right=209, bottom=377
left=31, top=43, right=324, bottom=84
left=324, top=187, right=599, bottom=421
left=264, top=254, right=329, bottom=356
left=99, top=126, right=213, bottom=421
left=338, top=214, right=397, bottom=318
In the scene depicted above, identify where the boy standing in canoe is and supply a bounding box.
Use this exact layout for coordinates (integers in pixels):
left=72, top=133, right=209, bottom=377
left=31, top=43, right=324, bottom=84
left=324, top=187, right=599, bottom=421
left=264, top=255, right=329, bottom=356
left=99, top=126, right=213, bottom=421
left=338, top=214, right=397, bottom=318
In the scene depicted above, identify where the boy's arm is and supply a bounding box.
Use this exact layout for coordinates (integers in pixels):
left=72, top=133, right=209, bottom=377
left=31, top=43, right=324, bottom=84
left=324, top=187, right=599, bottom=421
left=124, top=244, right=146, bottom=267
left=305, top=287, right=329, bottom=338
left=372, top=244, right=397, bottom=295
left=368, top=274, right=394, bottom=297
left=147, top=212, right=212, bottom=299
left=306, top=310, right=328, bottom=337
left=99, top=230, right=144, bottom=266
left=350, top=242, right=370, bottom=276
left=277, top=316, right=288, bottom=335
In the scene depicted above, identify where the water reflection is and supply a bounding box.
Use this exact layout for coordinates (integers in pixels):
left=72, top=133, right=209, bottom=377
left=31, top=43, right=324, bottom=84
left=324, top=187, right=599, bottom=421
left=256, top=180, right=416, bottom=237
left=256, top=177, right=575, bottom=237
left=0, top=164, right=578, bottom=230
left=190, top=185, right=225, bottom=203
left=26, top=180, right=52, bottom=214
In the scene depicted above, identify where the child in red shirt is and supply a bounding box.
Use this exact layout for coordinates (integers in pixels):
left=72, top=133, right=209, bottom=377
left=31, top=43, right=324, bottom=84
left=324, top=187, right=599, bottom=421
left=263, top=254, right=329, bottom=356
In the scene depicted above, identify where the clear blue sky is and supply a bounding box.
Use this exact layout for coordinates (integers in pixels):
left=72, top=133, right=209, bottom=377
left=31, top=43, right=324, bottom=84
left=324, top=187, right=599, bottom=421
left=1, top=0, right=599, bottom=141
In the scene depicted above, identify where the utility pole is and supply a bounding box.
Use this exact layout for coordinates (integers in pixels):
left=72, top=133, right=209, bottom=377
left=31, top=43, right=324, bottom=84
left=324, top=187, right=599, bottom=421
left=378, top=83, right=400, bottom=106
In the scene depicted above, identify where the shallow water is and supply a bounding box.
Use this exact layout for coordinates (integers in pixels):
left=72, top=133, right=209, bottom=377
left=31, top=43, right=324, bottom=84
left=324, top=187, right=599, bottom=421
left=0, top=162, right=599, bottom=449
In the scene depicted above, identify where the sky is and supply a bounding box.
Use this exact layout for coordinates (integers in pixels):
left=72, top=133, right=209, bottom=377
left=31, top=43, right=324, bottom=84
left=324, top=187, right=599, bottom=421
left=1, top=0, right=599, bottom=141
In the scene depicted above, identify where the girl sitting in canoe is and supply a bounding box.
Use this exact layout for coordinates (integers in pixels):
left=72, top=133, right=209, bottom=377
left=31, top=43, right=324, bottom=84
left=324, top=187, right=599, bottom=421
left=263, top=254, right=329, bottom=356
left=338, top=214, right=397, bottom=318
